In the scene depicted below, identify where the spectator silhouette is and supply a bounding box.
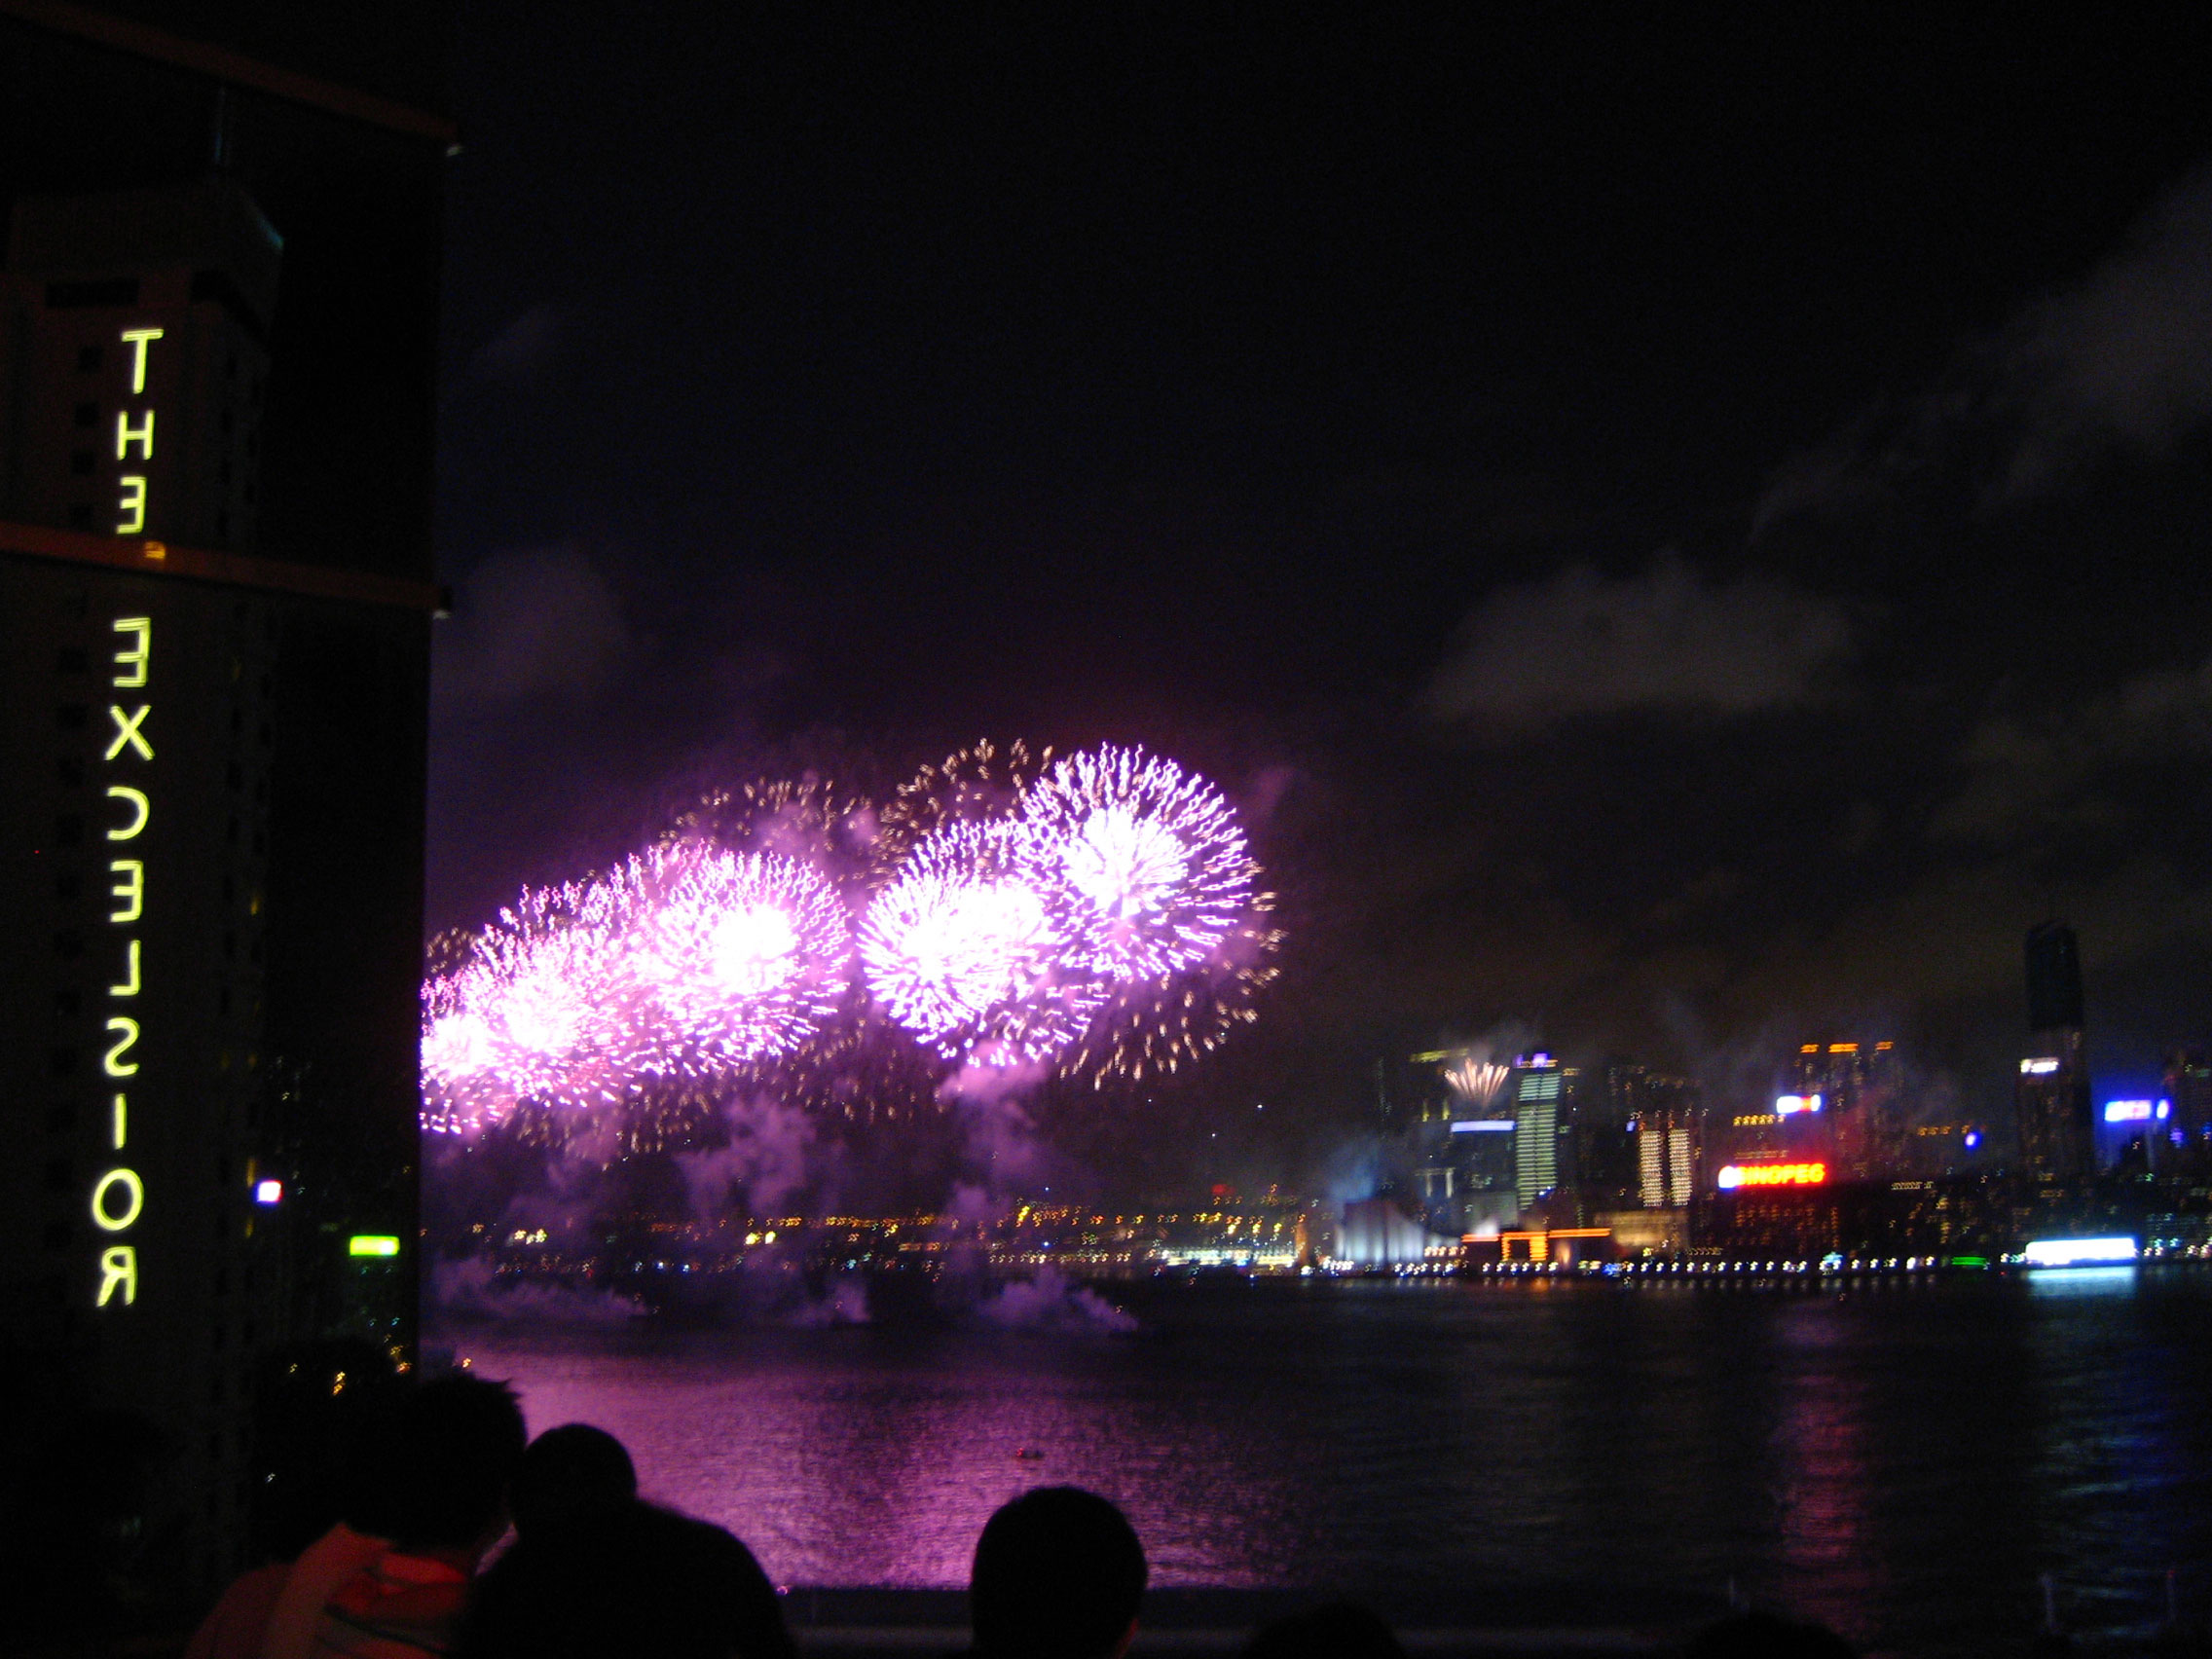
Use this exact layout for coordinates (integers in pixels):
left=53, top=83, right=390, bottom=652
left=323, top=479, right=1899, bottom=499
left=185, top=1345, right=409, bottom=1659
left=508, top=1423, right=636, bottom=1540
left=1685, top=1609, right=1859, bottom=1658
left=971, top=1488, right=1147, bottom=1659
left=460, top=1499, right=794, bottom=1659
left=306, top=1372, right=527, bottom=1659
left=1242, top=1604, right=1406, bottom=1659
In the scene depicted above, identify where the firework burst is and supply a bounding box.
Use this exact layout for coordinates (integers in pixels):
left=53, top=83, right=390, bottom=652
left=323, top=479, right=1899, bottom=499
left=860, top=817, right=1102, bottom=1063
left=420, top=878, right=640, bottom=1129
left=614, top=840, right=851, bottom=1076
left=1020, top=745, right=1257, bottom=982
left=1444, top=1055, right=1509, bottom=1110
left=424, top=740, right=1281, bottom=1131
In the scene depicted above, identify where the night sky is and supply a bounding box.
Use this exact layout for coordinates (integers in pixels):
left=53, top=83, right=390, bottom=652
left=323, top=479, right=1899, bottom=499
left=425, top=8, right=2212, bottom=1184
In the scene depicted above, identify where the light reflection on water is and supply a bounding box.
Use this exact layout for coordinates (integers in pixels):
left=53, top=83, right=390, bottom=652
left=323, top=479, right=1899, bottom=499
left=441, top=1272, right=2212, bottom=1656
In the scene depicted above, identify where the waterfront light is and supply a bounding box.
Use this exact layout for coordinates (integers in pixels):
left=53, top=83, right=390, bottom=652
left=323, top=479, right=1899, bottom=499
left=2022, top=1236, right=2136, bottom=1267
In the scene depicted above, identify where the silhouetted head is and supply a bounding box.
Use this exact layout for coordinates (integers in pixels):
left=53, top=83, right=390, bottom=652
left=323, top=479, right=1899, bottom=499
left=511, top=1423, right=637, bottom=1539
left=1685, top=1610, right=1858, bottom=1659
left=385, top=1373, right=528, bottom=1555
left=461, top=1500, right=794, bottom=1659
left=1241, top=1604, right=1405, bottom=1659
left=971, top=1487, right=1147, bottom=1659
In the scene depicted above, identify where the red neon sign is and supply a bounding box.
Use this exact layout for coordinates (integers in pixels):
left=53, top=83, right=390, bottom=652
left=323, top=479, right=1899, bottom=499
left=1716, top=1161, right=1826, bottom=1189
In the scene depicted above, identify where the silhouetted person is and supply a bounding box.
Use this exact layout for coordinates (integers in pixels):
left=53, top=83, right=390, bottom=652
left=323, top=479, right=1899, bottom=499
left=971, top=1488, right=1147, bottom=1659
left=1242, top=1604, right=1406, bottom=1659
left=187, top=1344, right=405, bottom=1659
left=1685, top=1610, right=1858, bottom=1659
left=509, top=1423, right=637, bottom=1540
left=460, top=1499, right=795, bottom=1659
left=307, top=1373, right=528, bottom=1659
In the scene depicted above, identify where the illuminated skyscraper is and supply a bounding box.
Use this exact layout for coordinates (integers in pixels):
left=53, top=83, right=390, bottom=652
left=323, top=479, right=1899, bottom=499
left=2016, top=921, right=2092, bottom=1178
left=1790, top=1040, right=1903, bottom=1179
left=1610, top=1062, right=1700, bottom=1207
left=1511, top=1052, right=1567, bottom=1208
left=0, top=6, right=449, bottom=1612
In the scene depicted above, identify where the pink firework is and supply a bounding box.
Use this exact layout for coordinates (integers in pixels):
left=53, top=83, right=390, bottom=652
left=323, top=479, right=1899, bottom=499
left=1020, top=745, right=1258, bottom=982
left=421, top=878, right=641, bottom=1127
left=859, top=818, right=1101, bottom=1063
left=612, top=840, right=851, bottom=1076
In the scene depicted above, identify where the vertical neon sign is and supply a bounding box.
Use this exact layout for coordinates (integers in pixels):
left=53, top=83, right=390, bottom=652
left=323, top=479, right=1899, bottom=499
left=93, top=320, right=162, bottom=1306
left=95, top=610, right=151, bottom=1307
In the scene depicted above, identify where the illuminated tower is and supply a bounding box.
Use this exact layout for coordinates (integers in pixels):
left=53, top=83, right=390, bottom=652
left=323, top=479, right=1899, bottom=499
left=1511, top=1052, right=1566, bottom=1208
left=1612, top=1063, right=1699, bottom=1208
left=2016, top=921, right=2093, bottom=1178
left=0, top=7, right=449, bottom=1612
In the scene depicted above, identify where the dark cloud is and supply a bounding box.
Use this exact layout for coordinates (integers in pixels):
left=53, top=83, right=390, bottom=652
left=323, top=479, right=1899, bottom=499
left=1933, top=652, right=2212, bottom=845
left=1423, top=555, right=1856, bottom=734
left=467, top=302, right=568, bottom=387
left=1754, top=164, right=2212, bottom=531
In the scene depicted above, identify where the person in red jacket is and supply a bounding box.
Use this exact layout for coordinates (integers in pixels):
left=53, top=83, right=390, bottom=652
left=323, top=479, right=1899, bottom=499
left=309, top=1374, right=526, bottom=1659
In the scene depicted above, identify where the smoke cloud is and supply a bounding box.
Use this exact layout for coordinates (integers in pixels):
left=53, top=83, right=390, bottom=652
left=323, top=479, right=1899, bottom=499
left=1755, top=163, right=2212, bottom=528
left=1424, top=555, right=1855, bottom=733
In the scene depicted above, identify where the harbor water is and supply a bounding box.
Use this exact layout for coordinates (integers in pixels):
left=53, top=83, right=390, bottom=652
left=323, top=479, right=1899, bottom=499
left=438, top=1267, right=2212, bottom=1656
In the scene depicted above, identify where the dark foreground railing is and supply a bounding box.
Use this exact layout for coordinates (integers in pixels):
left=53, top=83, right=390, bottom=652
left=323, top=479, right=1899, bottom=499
left=783, top=1585, right=1728, bottom=1658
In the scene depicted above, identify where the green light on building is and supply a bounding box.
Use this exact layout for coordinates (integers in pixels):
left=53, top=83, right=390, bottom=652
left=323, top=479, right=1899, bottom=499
left=348, top=1235, right=401, bottom=1258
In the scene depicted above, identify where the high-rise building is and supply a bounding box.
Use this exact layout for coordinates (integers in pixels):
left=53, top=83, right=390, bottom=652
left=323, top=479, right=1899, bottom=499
left=1609, top=1062, right=1701, bottom=1208
left=0, top=7, right=450, bottom=1615
left=1410, top=1047, right=1519, bottom=1235
left=2016, top=922, right=2092, bottom=1179
left=1789, top=1040, right=1904, bottom=1180
left=1511, top=1052, right=1571, bottom=1208
left=1567, top=1060, right=1641, bottom=1212
left=2161, top=1047, right=2212, bottom=1174
left=2027, top=920, right=2085, bottom=1032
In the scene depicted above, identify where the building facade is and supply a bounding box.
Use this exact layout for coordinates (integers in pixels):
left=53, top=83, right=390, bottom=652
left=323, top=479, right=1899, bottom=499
left=2160, top=1046, right=2212, bottom=1174
left=1789, top=1040, right=1903, bottom=1180
left=1608, top=1061, right=1701, bottom=1209
left=0, top=7, right=449, bottom=1613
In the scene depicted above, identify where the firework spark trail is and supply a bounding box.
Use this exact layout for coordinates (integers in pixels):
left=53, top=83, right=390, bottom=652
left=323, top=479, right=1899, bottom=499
left=672, top=773, right=886, bottom=889
left=1052, top=906, right=1282, bottom=1086
left=859, top=818, right=1103, bottom=1063
left=875, top=739, right=1050, bottom=868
